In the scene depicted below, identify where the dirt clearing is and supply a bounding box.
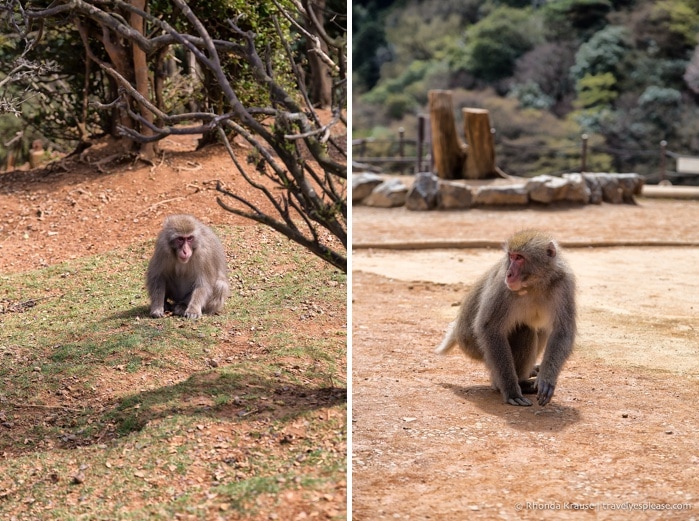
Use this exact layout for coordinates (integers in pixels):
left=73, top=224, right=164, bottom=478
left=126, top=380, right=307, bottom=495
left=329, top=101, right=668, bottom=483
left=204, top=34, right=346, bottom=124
left=351, top=199, right=699, bottom=520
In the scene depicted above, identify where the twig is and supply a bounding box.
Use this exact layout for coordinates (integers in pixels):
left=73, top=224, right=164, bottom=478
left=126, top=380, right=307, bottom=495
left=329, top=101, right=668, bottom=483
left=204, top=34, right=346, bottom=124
left=284, top=112, right=339, bottom=142
left=0, top=296, right=52, bottom=314
left=10, top=403, right=82, bottom=413
left=88, top=153, right=125, bottom=173
left=149, top=151, right=166, bottom=174
left=134, top=197, right=186, bottom=218
left=174, top=161, right=202, bottom=172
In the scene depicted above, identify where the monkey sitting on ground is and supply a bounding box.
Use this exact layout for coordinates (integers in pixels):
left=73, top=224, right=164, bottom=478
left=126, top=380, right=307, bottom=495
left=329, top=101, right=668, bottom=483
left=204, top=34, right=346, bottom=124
left=146, top=214, right=230, bottom=319
left=435, top=230, right=576, bottom=406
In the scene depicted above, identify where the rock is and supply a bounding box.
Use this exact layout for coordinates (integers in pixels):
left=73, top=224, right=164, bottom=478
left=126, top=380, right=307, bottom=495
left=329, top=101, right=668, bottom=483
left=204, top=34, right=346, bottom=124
left=616, top=173, right=644, bottom=204
left=594, top=173, right=624, bottom=204
left=581, top=173, right=643, bottom=204
left=578, top=173, right=603, bottom=204
left=437, top=180, right=473, bottom=209
left=352, top=173, right=384, bottom=203
left=474, top=185, right=529, bottom=206
left=526, top=175, right=570, bottom=204
left=363, top=179, right=409, bottom=208
left=406, top=172, right=440, bottom=211
left=561, top=173, right=591, bottom=204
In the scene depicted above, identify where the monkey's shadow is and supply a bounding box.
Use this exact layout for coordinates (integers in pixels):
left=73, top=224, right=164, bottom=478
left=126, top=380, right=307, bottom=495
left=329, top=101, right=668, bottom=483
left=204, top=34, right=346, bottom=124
left=112, top=307, right=148, bottom=319
left=440, top=383, right=581, bottom=432
left=111, top=305, right=203, bottom=319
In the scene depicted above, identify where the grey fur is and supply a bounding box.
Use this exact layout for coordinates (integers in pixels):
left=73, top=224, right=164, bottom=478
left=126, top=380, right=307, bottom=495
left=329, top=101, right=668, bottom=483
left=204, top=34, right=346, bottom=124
left=436, top=231, right=576, bottom=406
left=146, top=214, right=230, bottom=319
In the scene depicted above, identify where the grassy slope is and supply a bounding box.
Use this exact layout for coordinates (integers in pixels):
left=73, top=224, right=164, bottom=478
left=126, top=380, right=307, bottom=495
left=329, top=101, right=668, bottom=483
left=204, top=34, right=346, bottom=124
left=0, top=225, right=347, bottom=520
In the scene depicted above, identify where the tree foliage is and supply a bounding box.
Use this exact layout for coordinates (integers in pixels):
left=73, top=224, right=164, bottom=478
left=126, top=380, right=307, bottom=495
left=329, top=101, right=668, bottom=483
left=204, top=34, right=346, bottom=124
left=542, top=0, right=612, bottom=37
left=352, top=4, right=387, bottom=92
left=453, top=7, right=540, bottom=82
left=353, top=0, right=699, bottom=178
left=575, top=72, right=618, bottom=108
left=569, top=25, right=629, bottom=81
left=684, top=45, right=699, bottom=95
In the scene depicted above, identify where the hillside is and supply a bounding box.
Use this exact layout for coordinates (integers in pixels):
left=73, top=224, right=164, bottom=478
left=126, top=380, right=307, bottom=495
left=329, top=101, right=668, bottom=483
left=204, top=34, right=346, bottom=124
left=353, top=0, right=699, bottom=178
left=0, top=134, right=285, bottom=273
left=0, top=135, right=347, bottom=519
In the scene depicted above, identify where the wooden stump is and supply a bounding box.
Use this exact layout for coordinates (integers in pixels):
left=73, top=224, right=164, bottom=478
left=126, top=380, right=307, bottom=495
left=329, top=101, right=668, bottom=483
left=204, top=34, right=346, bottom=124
left=428, top=90, right=467, bottom=179
left=463, top=108, right=496, bottom=179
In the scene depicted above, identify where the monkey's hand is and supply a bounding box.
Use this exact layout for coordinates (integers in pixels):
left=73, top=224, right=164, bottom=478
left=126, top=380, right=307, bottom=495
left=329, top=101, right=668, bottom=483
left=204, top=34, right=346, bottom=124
left=150, top=308, right=165, bottom=318
left=506, top=394, right=533, bottom=407
left=535, top=379, right=556, bottom=406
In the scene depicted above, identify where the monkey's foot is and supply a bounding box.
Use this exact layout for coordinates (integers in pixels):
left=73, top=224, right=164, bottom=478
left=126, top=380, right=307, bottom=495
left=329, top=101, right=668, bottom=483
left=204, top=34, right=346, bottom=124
left=519, top=379, right=537, bottom=394
left=182, top=305, right=202, bottom=319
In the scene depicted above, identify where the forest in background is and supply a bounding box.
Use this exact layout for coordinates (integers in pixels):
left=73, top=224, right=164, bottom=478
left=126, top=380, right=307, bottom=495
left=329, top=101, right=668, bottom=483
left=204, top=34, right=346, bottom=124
left=352, top=0, right=699, bottom=179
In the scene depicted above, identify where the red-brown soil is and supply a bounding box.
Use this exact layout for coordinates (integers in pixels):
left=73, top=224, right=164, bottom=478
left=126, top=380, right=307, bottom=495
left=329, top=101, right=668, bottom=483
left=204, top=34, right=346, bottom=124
left=0, top=134, right=275, bottom=273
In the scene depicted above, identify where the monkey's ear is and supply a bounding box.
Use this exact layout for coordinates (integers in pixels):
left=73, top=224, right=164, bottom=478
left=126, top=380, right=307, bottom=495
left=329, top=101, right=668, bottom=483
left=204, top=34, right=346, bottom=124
left=546, top=241, right=557, bottom=258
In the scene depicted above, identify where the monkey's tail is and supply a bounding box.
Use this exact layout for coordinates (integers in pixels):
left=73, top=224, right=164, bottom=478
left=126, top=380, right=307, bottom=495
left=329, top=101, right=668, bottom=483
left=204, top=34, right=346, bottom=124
left=435, top=321, right=457, bottom=355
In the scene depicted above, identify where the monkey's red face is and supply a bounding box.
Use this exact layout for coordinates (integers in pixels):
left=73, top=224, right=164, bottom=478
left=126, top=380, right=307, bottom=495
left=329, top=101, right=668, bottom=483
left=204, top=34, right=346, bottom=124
left=506, top=252, right=526, bottom=291
left=174, top=235, right=194, bottom=263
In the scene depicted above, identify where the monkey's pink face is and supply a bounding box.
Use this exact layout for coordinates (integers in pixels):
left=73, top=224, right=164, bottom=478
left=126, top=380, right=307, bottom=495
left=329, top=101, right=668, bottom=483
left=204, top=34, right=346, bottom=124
left=506, top=253, right=526, bottom=291
left=174, top=235, right=194, bottom=263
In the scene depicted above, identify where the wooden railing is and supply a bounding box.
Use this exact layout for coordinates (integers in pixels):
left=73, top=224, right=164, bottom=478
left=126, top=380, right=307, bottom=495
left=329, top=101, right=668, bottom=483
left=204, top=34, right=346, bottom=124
left=353, top=118, right=690, bottom=183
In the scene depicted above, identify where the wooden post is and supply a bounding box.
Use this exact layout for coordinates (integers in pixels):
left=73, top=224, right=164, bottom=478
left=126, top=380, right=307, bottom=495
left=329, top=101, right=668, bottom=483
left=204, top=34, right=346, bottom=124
left=462, top=108, right=496, bottom=179
left=660, top=140, right=667, bottom=183
left=416, top=115, right=425, bottom=173
left=581, top=134, right=588, bottom=172
left=428, top=90, right=467, bottom=179
left=427, top=116, right=434, bottom=173
left=398, top=127, right=405, bottom=174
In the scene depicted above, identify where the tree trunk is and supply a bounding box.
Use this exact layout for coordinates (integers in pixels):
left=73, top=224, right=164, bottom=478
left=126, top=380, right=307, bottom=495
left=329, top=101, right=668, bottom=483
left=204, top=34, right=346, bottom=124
left=130, top=0, right=157, bottom=161
left=462, top=108, right=496, bottom=179
left=428, top=90, right=467, bottom=179
left=85, top=21, right=133, bottom=142
left=304, top=0, right=332, bottom=109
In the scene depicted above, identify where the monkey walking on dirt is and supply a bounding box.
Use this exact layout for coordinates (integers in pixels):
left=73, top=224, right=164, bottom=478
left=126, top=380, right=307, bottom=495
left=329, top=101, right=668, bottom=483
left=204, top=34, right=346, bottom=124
left=436, top=230, right=577, bottom=406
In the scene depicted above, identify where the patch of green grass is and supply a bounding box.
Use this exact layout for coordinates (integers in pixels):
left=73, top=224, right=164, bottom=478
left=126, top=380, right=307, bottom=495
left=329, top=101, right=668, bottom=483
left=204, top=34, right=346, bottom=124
left=0, top=225, right=346, bottom=519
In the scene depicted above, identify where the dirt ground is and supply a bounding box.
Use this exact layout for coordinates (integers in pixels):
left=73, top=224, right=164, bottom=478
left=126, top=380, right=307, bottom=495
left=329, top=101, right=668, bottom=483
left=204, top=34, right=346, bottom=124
left=0, top=128, right=347, bottom=518
left=351, top=199, right=699, bottom=520
left=0, top=133, right=283, bottom=273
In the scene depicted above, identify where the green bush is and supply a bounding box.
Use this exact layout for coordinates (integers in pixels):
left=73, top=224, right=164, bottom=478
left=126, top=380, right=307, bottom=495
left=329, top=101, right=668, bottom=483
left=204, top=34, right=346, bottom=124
left=385, top=93, right=417, bottom=120
left=456, top=7, right=541, bottom=82
left=569, top=25, right=629, bottom=81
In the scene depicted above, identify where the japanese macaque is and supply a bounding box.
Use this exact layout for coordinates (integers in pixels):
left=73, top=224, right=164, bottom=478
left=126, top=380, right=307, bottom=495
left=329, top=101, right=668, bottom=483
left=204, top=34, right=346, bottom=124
left=436, top=230, right=576, bottom=406
left=146, top=215, right=230, bottom=319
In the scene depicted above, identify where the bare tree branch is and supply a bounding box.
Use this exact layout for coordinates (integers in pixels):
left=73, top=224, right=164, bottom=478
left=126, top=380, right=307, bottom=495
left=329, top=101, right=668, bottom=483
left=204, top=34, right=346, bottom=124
left=5, top=0, right=346, bottom=272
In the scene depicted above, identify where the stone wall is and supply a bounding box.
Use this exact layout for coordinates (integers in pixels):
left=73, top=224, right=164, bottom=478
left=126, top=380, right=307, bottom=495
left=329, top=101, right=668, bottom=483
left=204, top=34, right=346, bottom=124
left=353, top=172, right=644, bottom=210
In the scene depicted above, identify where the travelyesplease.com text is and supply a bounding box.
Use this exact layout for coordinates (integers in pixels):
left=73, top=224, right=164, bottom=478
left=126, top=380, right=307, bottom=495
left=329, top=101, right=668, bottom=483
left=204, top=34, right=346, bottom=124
left=516, top=501, right=693, bottom=512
